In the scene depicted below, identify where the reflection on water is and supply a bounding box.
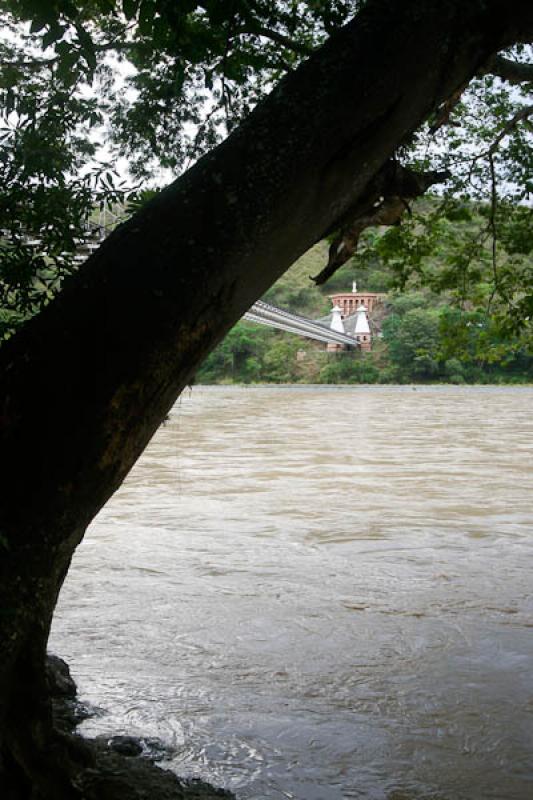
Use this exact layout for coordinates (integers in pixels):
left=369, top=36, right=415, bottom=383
left=50, top=386, right=533, bottom=800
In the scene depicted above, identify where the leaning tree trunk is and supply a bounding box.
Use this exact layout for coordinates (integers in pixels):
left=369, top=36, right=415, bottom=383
left=0, top=0, right=531, bottom=795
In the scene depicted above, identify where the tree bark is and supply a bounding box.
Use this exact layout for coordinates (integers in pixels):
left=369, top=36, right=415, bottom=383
left=1, top=0, right=532, bottom=795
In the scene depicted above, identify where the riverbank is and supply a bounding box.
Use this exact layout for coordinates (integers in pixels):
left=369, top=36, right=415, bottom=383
left=195, top=324, right=533, bottom=386
left=193, top=380, right=533, bottom=389
left=45, top=655, right=233, bottom=800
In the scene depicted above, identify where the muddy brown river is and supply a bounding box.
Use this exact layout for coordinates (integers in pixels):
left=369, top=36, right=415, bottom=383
left=50, top=386, right=533, bottom=799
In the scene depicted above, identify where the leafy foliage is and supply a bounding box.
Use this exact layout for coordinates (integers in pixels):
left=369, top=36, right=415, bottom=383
left=0, top=0, right=532, bottom=354
left=381, top=52, right=533, bottom=341
left=0, top=8, right=129, bottom=325
left=0, top=0, right=360, bottom=332
left=197, top=233, right=533, bottom=385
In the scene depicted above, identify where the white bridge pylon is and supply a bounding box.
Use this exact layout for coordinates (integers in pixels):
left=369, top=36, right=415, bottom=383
left=244, top=300, right=358, bottom=348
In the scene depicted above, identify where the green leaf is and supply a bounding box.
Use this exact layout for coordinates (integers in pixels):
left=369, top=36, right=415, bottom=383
left=42, top=24, right=65, bottom=50
left=29, top=17, right=49, bottom=34
left=122, top=0, right=141, bottom=20
left=138, top=0, right=156, bottom=35
left=75, top=24, right=97, bottom=72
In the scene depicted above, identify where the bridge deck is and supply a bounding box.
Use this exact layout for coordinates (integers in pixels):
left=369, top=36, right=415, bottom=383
left=245, top=300, right=357, bottom=347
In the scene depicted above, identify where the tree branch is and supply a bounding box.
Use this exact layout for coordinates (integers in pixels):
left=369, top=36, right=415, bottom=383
left=311, top=163, right=450, bottom=285
left=430, top=54, right=533, bottom=135
left=487, top=151, right=502, bottom=311
left=234, top=24, right=312, bottom=56
left=470, top=104, right=533, bottom=176
left=429, top=82, right=468, bottom=133
left=482, top=54, right=533, bottom=84
left=490, top=103, right=533, bottom=151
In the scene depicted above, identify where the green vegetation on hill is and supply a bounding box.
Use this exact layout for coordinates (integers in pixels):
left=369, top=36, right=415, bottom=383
left=197, top=205, right=533, bottom=385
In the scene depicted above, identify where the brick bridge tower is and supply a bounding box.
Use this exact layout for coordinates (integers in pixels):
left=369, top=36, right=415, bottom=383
left=326, top=281, right=383, bottom=351
left=328, top=281, right=385, bottom=318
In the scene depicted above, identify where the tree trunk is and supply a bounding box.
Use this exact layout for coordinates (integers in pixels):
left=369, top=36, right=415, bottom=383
left=1, top=0, right=532, bottom=795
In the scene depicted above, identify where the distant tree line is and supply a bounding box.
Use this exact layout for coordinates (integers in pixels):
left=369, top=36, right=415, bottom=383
left=197, top=204, right=533, bottom=386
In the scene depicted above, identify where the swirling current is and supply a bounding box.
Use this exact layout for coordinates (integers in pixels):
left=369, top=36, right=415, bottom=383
left=50, top=386, right=533, bottom=800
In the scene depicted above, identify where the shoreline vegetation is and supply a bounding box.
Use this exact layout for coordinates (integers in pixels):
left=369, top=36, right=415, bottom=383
left=196, top=240, right=533, bottom=388
left=193, top=382, right=533, bottom=389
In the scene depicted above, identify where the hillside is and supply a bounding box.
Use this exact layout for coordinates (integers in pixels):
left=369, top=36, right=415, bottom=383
left=196, top=210, right=533, bottom=385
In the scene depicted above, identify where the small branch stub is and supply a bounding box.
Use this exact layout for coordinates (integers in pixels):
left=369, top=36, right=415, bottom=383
left=311, top=162, right=450, bottom=286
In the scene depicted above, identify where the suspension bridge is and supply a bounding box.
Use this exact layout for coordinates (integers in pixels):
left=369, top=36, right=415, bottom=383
left=244, top=300, right=357, bottom=347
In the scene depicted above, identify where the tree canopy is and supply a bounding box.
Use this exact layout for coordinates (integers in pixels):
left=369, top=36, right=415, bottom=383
left=1, top=0, right=532, bottom=346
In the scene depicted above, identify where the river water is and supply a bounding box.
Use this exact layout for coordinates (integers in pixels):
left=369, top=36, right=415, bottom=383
left=50, top=386, right=533, bottom=800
